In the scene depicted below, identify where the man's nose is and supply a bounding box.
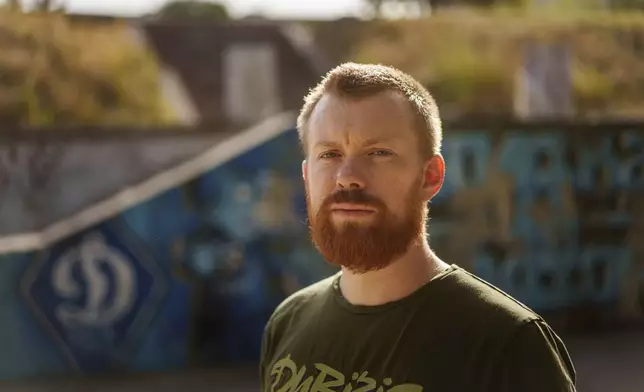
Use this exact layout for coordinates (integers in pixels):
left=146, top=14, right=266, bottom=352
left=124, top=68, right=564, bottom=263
left=336, top=159, right=366, bottom=190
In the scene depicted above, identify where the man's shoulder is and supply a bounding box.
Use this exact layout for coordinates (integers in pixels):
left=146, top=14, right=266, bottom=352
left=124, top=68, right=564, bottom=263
left=444, top=268, right=576, bottom=388
left=440, top=266, right=542, bottom=328
left=267, top=273, right=337, bottom=329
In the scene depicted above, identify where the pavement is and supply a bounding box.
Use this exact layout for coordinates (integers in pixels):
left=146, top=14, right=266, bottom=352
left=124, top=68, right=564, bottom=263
left=0, top=367, right=259, bottom=392
left=2, top=330, right=644, bottom=392
left=565, top=329, right=644, bottom=392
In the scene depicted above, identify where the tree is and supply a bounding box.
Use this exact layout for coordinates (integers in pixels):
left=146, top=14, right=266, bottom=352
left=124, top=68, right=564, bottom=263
left=611, top=0, right=644, bottom=10
left=33, top=0, right=63, bottom=12
left=0, top=9, right=174, bottom=217
left=0, top=10, right=172, bottom=126
left=3, top=0, right=64, bottom=12
left=364, top=0, right=525, bottom=15
left=366, top=0, right=428, bottom=18
left=154, top=0, right=229, bottom=22
left=6, top=0, right=21, bottom=11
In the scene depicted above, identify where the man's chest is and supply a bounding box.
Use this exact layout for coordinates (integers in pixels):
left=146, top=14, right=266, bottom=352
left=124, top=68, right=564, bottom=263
left=264, top=317, right=502, bottom=392
left=267, top=352, right=425, bottom=392
left=265, top=329, right=470, bottom=392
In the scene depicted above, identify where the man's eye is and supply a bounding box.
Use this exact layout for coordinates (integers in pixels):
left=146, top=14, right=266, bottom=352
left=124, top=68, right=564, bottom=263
left=319, top=151, right=341, bottom=159
left=370, top=150, right=393, bottom=157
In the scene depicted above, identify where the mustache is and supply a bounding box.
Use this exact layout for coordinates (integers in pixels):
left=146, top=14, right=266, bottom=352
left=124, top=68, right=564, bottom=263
left=322, top=189, right=385, bottom=209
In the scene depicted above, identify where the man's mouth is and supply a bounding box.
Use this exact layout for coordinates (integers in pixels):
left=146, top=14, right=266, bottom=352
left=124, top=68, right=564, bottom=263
left=330, top=203, right=377, bottom=217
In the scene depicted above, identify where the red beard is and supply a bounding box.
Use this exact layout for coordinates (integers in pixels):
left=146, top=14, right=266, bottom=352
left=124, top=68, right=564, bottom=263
left=306, top=180, right=426, bottom=274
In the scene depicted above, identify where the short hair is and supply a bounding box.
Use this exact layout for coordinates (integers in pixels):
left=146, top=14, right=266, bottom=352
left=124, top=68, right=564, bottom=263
left=297, top=62, right=442, bottom=158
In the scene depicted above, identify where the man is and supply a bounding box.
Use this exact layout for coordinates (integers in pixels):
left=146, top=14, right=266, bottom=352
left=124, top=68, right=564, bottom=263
left=260, top=63, right=576, bottom=391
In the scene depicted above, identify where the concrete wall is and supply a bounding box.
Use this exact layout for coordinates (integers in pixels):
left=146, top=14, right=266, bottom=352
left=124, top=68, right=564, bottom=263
left=0, top=122, right=642, bottom=380
left=0, top=133, right=224, bottom=235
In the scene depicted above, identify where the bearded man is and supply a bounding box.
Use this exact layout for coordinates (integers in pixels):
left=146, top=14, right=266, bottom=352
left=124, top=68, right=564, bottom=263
left=260, top=63, right=576, bottom=392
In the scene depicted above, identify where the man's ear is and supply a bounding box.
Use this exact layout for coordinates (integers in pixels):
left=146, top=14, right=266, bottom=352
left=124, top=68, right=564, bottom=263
left=302, top=160, right=308, bottom=183
left=421, top=154, right=445, bottom=201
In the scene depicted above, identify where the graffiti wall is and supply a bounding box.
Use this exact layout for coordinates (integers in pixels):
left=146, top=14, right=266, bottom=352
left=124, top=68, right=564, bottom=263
left=1, top=123, right=643, bottom=380
left=0, top=129, right=335, bottom=380
left=435, top=127, right=644, bottom=316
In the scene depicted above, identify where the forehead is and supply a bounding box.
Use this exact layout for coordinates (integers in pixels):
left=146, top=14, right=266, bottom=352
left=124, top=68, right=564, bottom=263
left=306, top=91, right=418, bottom=148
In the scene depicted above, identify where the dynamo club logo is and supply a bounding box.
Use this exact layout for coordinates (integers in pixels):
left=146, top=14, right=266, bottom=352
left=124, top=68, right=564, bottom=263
left=20, top=226, right=167, bottom=372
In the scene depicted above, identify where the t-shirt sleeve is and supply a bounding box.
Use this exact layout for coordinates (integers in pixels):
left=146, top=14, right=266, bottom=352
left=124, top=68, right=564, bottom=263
left=494, top=319, right=577, bottom=392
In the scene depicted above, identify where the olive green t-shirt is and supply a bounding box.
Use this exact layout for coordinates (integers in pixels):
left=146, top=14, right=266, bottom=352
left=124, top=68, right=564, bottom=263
left=260, top=265, right=576, bottom=392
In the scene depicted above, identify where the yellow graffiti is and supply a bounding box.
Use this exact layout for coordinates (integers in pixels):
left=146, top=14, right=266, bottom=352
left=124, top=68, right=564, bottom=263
left=270, top=354, right=423, bottom=392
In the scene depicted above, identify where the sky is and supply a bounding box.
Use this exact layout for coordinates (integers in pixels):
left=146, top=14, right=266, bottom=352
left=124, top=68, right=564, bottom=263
left=10, top=0, right=368, bottom=19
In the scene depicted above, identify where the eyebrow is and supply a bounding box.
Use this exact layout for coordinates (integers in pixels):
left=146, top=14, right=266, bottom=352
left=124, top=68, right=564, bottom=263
left=313, top=141, right=338, bottom=149
left=313, top=137, right=396, bottom=149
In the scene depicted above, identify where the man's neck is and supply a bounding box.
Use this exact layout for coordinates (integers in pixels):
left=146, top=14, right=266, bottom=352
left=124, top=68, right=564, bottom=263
left=338, top=240, right=449, bottom=307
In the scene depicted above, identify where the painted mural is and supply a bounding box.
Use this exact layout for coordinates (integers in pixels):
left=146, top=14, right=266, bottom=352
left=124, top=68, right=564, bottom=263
left=1, top=124, right=643, bottom=380
left=21, top=228, right=168, bottom=373
left=435, top=129, right=644, bottom=317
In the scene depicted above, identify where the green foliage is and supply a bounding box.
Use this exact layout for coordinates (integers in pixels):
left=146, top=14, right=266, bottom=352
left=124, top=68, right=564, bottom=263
left=0, top=10, right=173, bottom=126
left=572, top=65, right=614, bottom=115
left=429, top=46, right=511, bottom=113
left=350, top=10, right=644, bottom=118
left=155, top=0, right=229, bottom=22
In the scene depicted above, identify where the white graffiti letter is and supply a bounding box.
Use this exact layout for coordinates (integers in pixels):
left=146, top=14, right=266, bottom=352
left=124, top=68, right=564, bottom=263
left=52, top=233, right=136, bottom=326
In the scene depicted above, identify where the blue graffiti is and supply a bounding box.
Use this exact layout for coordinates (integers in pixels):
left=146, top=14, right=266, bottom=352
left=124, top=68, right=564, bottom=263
left=6, top=126, right=643, bottom=380
left=437, top=130, right=644, bottom=311
left=20, top=224, right=167, bottom=372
